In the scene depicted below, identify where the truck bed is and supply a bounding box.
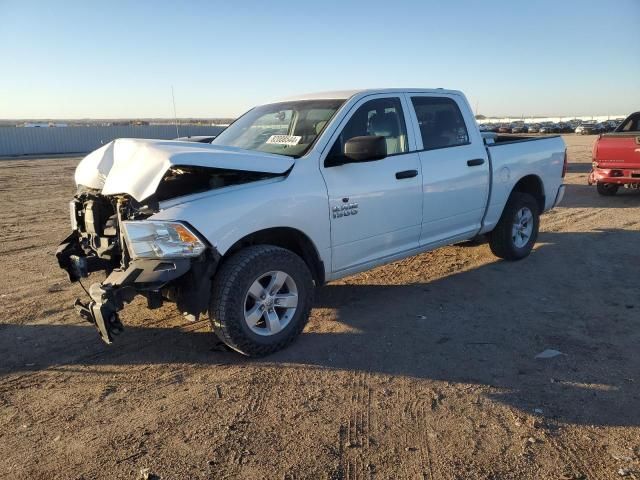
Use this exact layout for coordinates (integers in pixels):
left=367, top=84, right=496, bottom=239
left=482, top=132, right=561, bottom=145
left=479, top=134, right=566, bottom=233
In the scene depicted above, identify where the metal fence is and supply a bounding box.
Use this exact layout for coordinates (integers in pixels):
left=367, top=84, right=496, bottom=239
left=0, top=125, right=226, bottom=156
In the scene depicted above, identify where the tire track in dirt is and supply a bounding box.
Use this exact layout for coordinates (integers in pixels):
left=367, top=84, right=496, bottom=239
left=206, top=368, right=274, bottom=476
left=541, top=207, right=607, bottom=232
left=399, top=386, right=444, bottom=479
left=547, top=430, right=602, bottom=480
left=416, top=400, right=438, bottom=480
left=338, top=370, right=374, bottom=480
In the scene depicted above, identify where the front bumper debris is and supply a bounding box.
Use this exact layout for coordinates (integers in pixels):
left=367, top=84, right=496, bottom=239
left=72, top=257, right=191, bottom=344
left=56, top=232, right=113, bottom=282
left=74, top=295, right=125, bottom=344
left=56, top=232, right=209, bottom=344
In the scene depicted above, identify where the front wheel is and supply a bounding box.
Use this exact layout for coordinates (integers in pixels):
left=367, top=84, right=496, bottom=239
left=596, top=183, right=619, bottom=196
left=488, top=192, right=540, bottom=261
left=209, top=245, right=314, bottom=356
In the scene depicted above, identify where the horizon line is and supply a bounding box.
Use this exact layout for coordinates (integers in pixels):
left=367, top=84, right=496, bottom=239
left=0, top=113, right=631, bottom=122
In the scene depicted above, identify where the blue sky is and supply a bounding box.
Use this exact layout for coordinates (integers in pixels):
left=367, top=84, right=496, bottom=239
left=1, top=0, right=638, bottom=118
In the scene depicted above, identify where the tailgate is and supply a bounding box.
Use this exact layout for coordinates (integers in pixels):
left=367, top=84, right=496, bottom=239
left=594, top=134, right=640, bottom=168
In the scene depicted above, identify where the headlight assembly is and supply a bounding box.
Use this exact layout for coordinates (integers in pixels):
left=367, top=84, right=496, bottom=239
left=121, top=221, right=206, bottom=259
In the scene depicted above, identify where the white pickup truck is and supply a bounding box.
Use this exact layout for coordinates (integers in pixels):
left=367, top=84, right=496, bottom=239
left=57, top=88, right=567, bottom=356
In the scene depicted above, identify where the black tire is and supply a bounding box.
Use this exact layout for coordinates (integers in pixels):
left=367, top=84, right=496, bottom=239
left=596, top=183, right=619, bottom=196
left=209, top=245, right=314, bottom=356
left=488, top=192, right=539, bottom=261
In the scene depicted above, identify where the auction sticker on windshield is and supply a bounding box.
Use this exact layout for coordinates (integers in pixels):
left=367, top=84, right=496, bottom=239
left=266, top=135, right=302, bottom=146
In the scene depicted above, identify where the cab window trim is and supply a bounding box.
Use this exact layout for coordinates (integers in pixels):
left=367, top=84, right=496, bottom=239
left=403, top=94, right=476, bottom=154
left=409, top=95, right=471, bottom=152
left=322, top=95, right=415, bottom=167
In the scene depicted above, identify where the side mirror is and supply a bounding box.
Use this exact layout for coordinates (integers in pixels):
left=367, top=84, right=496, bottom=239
left=344, top=136, right=387, bottom=162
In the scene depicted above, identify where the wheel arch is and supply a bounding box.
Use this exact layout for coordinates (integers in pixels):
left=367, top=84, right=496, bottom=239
left=223, top=227, right=325, bottom=285
left=510, top=174, right=545, bottom=212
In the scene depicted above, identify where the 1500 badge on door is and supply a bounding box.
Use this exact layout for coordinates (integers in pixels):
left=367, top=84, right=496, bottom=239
left=332, top=202, right=358, bottom=218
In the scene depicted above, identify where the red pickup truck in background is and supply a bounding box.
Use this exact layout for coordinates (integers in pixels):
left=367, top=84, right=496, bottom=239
left=589, top=112, right=640, bottom=195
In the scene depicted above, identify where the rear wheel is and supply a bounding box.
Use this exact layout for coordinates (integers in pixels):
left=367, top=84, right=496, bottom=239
left=488, top=192, right=539, bottom=261
left=596, top=183, right=619, bottom=196
left=209, top=245, right=314, bottom=356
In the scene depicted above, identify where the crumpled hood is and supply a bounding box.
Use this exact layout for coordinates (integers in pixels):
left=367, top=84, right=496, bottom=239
left=75, top=138, right=294, bottom=202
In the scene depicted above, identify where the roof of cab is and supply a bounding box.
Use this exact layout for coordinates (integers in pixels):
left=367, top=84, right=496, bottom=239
left=276, top=88, right=463, bottom=103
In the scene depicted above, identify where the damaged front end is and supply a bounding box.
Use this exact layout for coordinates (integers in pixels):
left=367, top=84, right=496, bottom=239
left=57, top=138, right=292, bottom=344
left=57, top=171, right=259, bottom=344
left=56, top=187, right=219, bottom=344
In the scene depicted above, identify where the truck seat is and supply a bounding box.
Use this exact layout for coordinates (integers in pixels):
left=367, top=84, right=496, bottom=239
left=368, top=112, right=406, bottom=155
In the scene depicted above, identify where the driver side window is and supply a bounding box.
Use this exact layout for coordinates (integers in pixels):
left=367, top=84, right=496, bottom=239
left=328, top=97, right=408, bottom=159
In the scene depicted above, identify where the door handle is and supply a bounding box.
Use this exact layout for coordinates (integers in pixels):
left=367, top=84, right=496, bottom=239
left=467, top=158, right=485, bottom=167
left=395, top=169, right=418, bottom=179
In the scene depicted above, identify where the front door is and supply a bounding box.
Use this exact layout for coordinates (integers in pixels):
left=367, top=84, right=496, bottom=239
left=320, top=95, right=423, bottom=273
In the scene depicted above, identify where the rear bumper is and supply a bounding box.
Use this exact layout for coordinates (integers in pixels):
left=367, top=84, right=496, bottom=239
left=588, top=167, right=640, bottom=185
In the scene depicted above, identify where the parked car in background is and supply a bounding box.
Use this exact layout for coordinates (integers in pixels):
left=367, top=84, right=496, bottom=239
left=56, top=88, right=567, bottom=355
left=613, top=118, right=626, bottom=128
left=498, top=124, right=511, bottom=133
left=568, top=120, right=581, bottom=131
left=539, top=125, right=555, bottom=134
left=605, top=122, right=618, bottom=132
left=558, top=123, right=573, bottom=133
left=589, top=111, right=640, bottom=195
left=576, top=122, right=597, bottom=134
left=511, top=124, right=528, bottom=134
left=528, top=124, right=540, bottom=133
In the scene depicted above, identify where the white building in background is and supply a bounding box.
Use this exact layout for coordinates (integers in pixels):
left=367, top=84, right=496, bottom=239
left=23, top=122, right=68, bottom=128
left=477, top=115, right=627, bottom=124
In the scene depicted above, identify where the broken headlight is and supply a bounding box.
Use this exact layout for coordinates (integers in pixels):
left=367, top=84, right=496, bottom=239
left=121, top=221, right=206, bottom=259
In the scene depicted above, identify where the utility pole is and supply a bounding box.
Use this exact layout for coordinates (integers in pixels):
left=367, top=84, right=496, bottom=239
left=171, top=86, right=180, bottom=138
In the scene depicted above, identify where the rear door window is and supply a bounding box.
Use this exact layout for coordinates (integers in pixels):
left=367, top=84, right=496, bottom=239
left=411, top=97, right=470, bottom=150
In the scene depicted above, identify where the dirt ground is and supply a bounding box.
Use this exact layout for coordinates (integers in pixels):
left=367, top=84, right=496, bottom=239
left=0, top=135, right=639, bottom=480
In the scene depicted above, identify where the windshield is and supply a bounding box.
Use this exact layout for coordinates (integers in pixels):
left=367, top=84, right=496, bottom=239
left=212, top=99, right=345, bottom=157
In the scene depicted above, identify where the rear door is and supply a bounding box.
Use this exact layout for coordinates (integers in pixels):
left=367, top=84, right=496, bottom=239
left=405, top=93, right=490, bottom=245
left=320, top=95, right=423, bottom=273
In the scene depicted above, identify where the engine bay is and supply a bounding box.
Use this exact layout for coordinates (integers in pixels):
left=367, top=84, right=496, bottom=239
left=154, top=165, right=280, bottom=202
left=68, top=165, right=281, bottom=271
